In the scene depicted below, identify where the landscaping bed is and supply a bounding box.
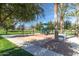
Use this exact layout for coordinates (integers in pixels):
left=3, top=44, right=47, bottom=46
left=41, top=40, right=77, bottom=56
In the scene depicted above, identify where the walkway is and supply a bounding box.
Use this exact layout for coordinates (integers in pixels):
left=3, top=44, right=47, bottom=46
left=2, top=35, right=79, bottom=56
left=1, top=35, right=63, bottom=56
left=66, top=37, right=79, bottom=55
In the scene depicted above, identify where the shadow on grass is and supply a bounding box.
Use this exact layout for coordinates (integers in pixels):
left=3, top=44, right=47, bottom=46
left=0, top=34, right=34, bottom=38
left=0, top=47, right=33, bottom=56
left=0, top=34, right=10, bottom=35
left=0, top=36, right=5, bottom=39
left=0, top=36, right=33, bottom=56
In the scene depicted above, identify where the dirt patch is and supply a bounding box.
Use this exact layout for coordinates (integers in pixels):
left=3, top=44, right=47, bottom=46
left=15, top=34, right=54, bottom=42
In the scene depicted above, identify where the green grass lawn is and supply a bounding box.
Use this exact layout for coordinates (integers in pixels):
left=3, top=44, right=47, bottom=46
left=64, top=30, right=75, bottom=36
left=7, top=30, right=32, bottom=35
left=0, top=28, right=75, bottom=36
left=0, top=29, right=32, bottom=35
left=0, top=36, right=33, bottom=56
left=0, top=28, right=40, bottom=35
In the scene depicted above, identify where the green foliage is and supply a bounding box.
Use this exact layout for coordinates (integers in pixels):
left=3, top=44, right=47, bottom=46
left=64, top=20, right=72, bottom=30
left=47, top=21, right=54, bottom=31
left=0, top=4, right=44, bottom=22
left=58, top=4, right=69, bottom=19
left=4, top=18, right=14, bottom=28
left=0, top=3, right=44, bottom=34
left=0, top=29, right=33, bottom=35
left=35, top=22, right=43, bottom=31
left=11, top=4, right=44, bottom=22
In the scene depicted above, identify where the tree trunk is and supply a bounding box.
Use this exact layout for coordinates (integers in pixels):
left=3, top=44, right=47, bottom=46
left=5, top=28, right=8, bottom=35
left=22, top=23, right=25, bottom=36
left=32, top=26, right=35, bottom=35
left=76, top=4, right=79, bottom=37
left=75, top=21, right=79, bottom=37
left=0, top=4, right=2, bottom=21
left=54, top=3, right=59, bottom=40
left=60, top=3, right=64, bottom=34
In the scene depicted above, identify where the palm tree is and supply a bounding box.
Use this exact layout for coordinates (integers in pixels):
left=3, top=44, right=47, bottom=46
left=75, top=4, right=79, bottom=37
left=60, top=3, right=64, bottom=34
left=67, top=3, right=79, bottom=36
left=54, top=3, right=59, bottom=40
left=59, top=3, right=69, bottom=34
left=64, top=20, right=72, bottom=30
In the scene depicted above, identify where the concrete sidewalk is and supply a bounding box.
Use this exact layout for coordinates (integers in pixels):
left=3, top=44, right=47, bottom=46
left=66, top=37, right=79, bottom=55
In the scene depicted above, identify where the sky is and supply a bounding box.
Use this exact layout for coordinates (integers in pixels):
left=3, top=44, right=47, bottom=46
left=16, top=3, right=76, bottom=28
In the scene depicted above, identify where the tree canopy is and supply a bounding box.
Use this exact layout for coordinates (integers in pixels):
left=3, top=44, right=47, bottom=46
left=0, top=3, right=44, bottom=26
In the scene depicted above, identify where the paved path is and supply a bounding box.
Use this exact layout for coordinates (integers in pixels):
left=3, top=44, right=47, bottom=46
left=2, top=35, right=79, bottom=56
left=1, top=35, right=63, bottom=56
left=66, top=37, right=79, bottom=55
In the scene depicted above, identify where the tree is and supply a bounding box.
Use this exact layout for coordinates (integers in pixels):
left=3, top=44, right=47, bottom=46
left=67, top=3, right=79, bottom=36
left=47, top=21, right=54, bottom=33
left=0, top=4, right=44, bottom=23
left=12, top=4, right=44, bottom=22
left=59, top=3, right=64, bottom=34
left=64, top=20, right=71, bottom=30
left=3, top=18, right=14, bottom=34
left=35, top=23, right=40, bottom=31
left=0, top=3, right=44, bottom=34
left=35, top=22, right=43, bottom=31
left=75, top=4, right=79, bottom=37
left=0, top=17, right=16, bottom=34
left=31, top=25, right=35, bottom=35
left=14, top=4, right=44, bottom=35
left=58, top=3, right=69, bottom=34
left=54, top=3, right=59, bottom=40
left=0, top=4, right=14, bottom=25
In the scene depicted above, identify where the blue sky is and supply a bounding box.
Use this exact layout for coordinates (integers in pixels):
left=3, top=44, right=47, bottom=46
left=16, top=3, right=76, bottom=28
left=16, top=3, right=54, bottom=28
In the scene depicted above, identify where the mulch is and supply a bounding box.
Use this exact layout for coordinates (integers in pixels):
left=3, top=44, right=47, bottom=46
left=41, top=40, right=75, bottom=56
